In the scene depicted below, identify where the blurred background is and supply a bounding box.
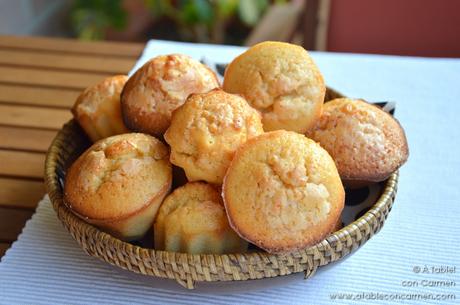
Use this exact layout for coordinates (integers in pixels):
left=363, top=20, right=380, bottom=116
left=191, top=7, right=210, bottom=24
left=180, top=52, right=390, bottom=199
left=1, top=0, right=460, bottom=57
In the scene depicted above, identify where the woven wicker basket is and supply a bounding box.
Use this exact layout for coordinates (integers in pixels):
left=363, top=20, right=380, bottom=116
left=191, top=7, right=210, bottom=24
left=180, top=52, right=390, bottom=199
left=44, top=88, right=398, bottom=289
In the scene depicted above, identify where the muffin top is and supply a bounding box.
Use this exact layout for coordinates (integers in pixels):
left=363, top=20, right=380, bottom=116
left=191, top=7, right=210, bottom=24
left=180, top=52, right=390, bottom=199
left=223, top=41, right=325, bottom=133
left=306, top=98, right=409, bottom=182
left=72, top=75, right=129, bottom=141
left=121, top=54, right=220, bottom=136
left=155, top=182, right=226, bottom=239
left=64, top=133, right=172, bottom=220
left=223, top=131, right=344, bottom=254
left=164, top=89, right=263, bottom=184
left=154, top=182, right=247, bottom=254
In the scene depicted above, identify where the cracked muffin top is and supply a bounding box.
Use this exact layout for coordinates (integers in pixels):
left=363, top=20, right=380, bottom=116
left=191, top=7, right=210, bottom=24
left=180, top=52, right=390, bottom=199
left=223, top=130, right=344, bottom=254
left=121, top=54, right=220, bottom=136
left=223, top=41, right=325, bottom=133
left=164, top=89, right=263, bottom=184
left=64, top=133, right=172, bottom=220
left=72, top=75, right=130, bottom=142
left=306, top=98, right=409, bottom=183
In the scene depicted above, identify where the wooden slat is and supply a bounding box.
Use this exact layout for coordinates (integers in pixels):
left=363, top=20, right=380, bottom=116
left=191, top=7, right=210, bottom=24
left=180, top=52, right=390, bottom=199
left=0, top=50, right=134, bottom=74
left=0, top=35, right=143, bottom=58
left=0, top=36, right=142, bottom=247
left=0, top=126, right=56, bottom=152
left=0, top=84, right=78, bottom=108
left=0, top=150, right=45, bottom=179
left=0, top=105, right=71, bottom=130
left=0, top=208, right=34, bottom=242
left=0, top=242, right=11, bottom=258
left=0, top=178, right=45, bottom=209
left=0, top=66, right=110, bottom=90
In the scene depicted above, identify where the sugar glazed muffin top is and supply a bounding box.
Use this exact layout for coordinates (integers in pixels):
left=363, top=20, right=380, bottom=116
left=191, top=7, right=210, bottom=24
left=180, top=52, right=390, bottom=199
left=64, top=133, right=172, bottom=221
left=306, top=98, right=409, bottom=183
left=154, top=182, right=248, bottom=254
left=223, top=131, right=345, bottom=254
left=121, top=54, right=220, bottom=136
left=72, top=75, right=130, bottom=142
left=164, top=89, right=264, bottom=184
left=223, top=41, right=325, bottom=133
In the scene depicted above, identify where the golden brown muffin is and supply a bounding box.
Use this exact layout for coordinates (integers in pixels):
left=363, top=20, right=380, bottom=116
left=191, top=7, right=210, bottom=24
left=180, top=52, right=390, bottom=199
left=164, top=89, right=264, bottom=184
left=72, top=75, right=130, bottom=142
left=154, top=182, right=248, bottom=254
left=64, top=133, right=172, bottom=240
left=223, top=131, right=344, bottom=254
left=223, top=41, right=325, bottom=133
left=306, top=98, right=409, bottom=185
left=121, top=54, right=220, bottom=136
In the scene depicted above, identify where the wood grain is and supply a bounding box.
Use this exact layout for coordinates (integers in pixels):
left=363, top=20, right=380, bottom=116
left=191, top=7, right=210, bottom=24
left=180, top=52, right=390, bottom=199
left=0, top=49, right=134, bottom=74
left=0, top=150, right=45, bottom=179
left=0, top=35, right=143, bottom=57
left=0, top=126, right=56, bottom=152
left=0, top=84, right=78, bottom=108
left=0, top=66, right=110, bottom=90
left=0, top=35, right=144, bottom=248
left=0, top=178, right=45, bottom=209
left=0, top=104, right=71, bottom=130
left=0, top=208, right=34, bottom=242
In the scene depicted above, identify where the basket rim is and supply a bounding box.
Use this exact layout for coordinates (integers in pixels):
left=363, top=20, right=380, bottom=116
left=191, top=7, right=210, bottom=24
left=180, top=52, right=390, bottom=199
left=44, top=88, right=398, bottom=288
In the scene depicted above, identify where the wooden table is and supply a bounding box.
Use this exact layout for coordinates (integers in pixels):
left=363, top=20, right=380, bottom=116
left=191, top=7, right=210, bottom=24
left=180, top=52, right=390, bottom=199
left=0, top=35, right=143, bottom=258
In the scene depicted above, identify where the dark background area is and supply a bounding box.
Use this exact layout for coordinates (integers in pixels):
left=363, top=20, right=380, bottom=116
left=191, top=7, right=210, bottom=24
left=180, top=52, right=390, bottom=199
left=327, top=0, right=460, bottom=57
left=1, top=0, right=459, bottom=57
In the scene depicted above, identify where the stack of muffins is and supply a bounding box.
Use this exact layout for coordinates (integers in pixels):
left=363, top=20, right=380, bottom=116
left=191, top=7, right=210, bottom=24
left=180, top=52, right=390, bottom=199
left=65, top=41, right=408, bottom=255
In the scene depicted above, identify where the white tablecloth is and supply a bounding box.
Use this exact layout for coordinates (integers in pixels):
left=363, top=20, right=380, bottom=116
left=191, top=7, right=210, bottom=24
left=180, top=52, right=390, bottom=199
left=1, top=40, right=459, bottom=305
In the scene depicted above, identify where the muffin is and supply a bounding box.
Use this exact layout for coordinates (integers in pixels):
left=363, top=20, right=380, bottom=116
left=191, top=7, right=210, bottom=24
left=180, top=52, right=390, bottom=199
left=223, top=131, right=344, bottom=254
left=64, top=133, right=172, bottom=240
left=223, top=41, right=325, bottom=133
left=121, top=54, right=220, bottom=136
left=72, top=75, right=130, bottom=142
left=306, top=98, right=409, bottom=185
left=154, top=182, right=248, bottom=254
left=164, top=89, right=264, bottom=184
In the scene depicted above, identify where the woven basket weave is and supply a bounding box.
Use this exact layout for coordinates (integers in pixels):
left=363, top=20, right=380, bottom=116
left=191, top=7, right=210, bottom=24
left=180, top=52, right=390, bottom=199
left=44, top=88, right=398, bottom=289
